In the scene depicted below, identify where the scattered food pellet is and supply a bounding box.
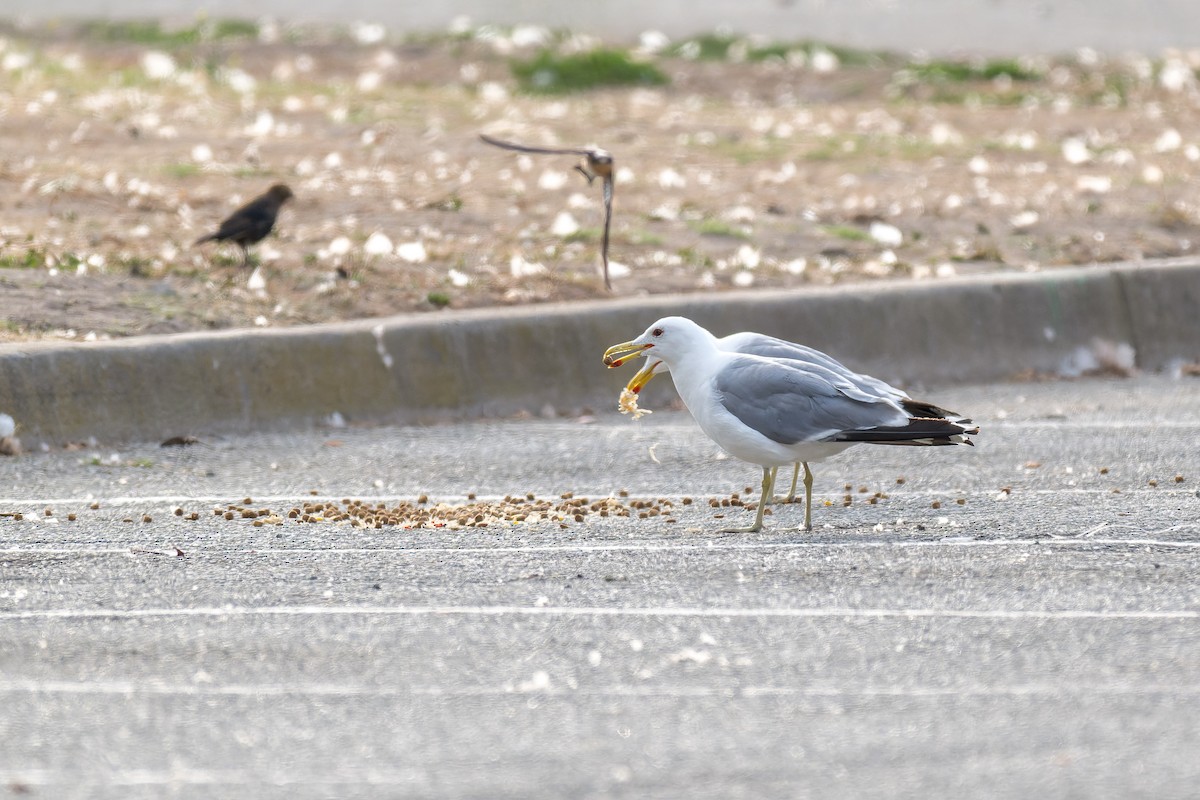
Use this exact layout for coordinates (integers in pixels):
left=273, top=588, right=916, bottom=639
left=956, top=498, right=966, bottom=505
left=89, top=501, right=100, bottom=510
left=1099, top=467, right=1110, bottom=475
left=1024, top=461, right=1042, bottom=469
left=44, top=508, right=53, bottom=517
left=931, top=501, right=942, bottom=509
left=1149, top=479, right=1158, bottom=487
left=174, top=508, right=184, bottom=517
left=1175, top=475, right=1185, bottom=483
left=67, top=513, right=76, bottom=521
left=242, top=497, right=253, bottom=505
left=142, top=515, right=153, bottom=523
left=895, top=477, right=906, bottom=485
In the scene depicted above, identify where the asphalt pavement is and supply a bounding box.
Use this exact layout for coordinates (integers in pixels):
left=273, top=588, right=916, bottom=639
left=1, top=376, right=1199, bottom=799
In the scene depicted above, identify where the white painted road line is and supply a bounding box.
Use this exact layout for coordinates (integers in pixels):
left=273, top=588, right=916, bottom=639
left=1, top=605, right=1196, bottom=621
left=2, top=536, right=1199, bottom=558
left=0, top=679, right=1198, bottom=699
left=0, top=487, right=1195, bottom=507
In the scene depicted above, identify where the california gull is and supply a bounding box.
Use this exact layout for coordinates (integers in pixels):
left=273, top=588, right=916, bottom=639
left=603, top=316, right=978, bottom=532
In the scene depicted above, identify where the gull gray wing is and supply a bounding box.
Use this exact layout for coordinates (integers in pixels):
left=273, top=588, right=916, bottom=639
left=714, top=357, right=908, bottom=446
left=724, top=332, right=904, bottom=399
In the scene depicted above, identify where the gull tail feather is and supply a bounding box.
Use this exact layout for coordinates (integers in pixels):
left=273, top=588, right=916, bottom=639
left=899, top=399, right=972, bottom=426
left=833, top=417, right=979, bottom=447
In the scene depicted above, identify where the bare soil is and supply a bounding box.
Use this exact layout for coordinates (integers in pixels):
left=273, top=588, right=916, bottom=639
left=3, top=24, right=1200, bottom=342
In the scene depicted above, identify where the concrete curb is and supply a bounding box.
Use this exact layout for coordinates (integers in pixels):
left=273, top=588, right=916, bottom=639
left=2, top=259, right=1198, bottom=443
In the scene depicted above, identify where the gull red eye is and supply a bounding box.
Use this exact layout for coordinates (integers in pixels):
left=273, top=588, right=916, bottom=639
left=652, top=327, right=664, bottom=337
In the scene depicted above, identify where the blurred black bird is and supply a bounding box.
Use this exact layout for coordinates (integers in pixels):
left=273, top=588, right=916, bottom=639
left=479, top=134, right=615, bottom=290
left=194, top=184, right=294, bottom=267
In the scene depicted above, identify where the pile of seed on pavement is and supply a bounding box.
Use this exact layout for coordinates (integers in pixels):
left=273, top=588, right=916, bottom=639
left=208, top=492, right=693, bottom=530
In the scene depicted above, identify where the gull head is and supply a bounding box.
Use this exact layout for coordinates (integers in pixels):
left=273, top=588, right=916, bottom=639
left=602, top=317, right=717, bottom=392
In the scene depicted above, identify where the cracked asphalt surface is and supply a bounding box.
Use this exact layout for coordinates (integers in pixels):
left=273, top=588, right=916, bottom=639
left=1, top=377, right=1199, bottom=798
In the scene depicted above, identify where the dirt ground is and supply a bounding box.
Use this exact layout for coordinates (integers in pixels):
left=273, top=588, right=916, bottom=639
left=3, top=21, right=1200, bottom=342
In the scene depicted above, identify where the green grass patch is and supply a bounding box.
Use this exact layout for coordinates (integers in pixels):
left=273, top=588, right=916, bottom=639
left=667, top=35, right=890, bottom=67
left=511, top=48, right=668, bottom=94
left=426, top=291, right=452, bottom=308
left=908, top=58, right=1040, bottom=83
left=0, top=247, right=47, bottom=270
left=79, top=18, right=259, bottom=47
left=564, top=228, right=602, bottom=244
left=692, top=220, right=749, bottom=239
left=165, top=163, right=201, bottom=178
left=667, top=33, right=739, bottom=61
left=824, top=225, right=870, bottom=242
left=628, top=230, right=664, bottom=246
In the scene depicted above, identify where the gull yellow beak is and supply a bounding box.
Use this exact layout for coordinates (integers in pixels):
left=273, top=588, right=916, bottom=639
left=602, top=339, right=652, bottom=368
left=625, top=359, right=661, bottom=394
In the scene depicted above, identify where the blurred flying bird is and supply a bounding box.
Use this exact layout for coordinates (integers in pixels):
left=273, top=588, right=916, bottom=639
left=194, top=184, right=294, bottom=267
left=480, top=134, right=615, bottom=290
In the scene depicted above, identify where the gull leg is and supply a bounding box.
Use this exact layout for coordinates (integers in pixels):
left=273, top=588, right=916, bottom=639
left=784, top=462, right=801, bottom=503
left=802, top=462, right=814, bottom=532
left=721, top=467, right=774, bottom=534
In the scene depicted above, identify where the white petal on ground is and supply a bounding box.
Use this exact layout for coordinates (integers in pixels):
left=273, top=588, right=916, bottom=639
left=1142, top=165, right=1165, bottom=184
left=247, top=266, right=267, bottom=292
left=724, top=205, right=756, bottom=223
left=364, top=232, right=393, bottom=255
left=734, top=244, right=761, bottom=269
left=638, top=30, right=671, bottom=54
left=0, top=414, right=14, bottom=438
left=448, top=269, right=470, bottom=287
left=1061, top=138, right=1091, bottom=165
left=657, top=168, right=686, bottom=189
left=479, top=82, right=509, bottom=104
left=551, top=212, right=580, bottom=237
left=968, top=156, right=990, bottom=175
left=221, top=68, right=257, bottom=94
left=511, top=25, right=550, bottom=48
left=1155, top=128, right=1183, bottom=153
left=1159, top=58, right=1195, bottom=92
left=328, top=236, right=353, bottom=256
left=783, top=258, right=808, bottom=275
left=191, top=144, right=213, bottom=163
left=537, top=170, right=569, bottom=190
left=929, top=122, right=962, bottom=146
left=732, top=270, right=755, bottom=287
left=351, top=22, right=387, bottom=45
left=510, top=254, right=546, bottom=277
left=869, top=221, right=903, bottom=247
left=1010, top=210, right=1040, bottom=229
left=245, top=110, right=275, bottom=138
left=810, top=49, right=839, bottom=73
left=141, top=51, right=176, bottom=79
left=608, top=261, right=631, bottom=280
left=396, top=241, right=428, bottom=263
left=356, top=71, right=383, bottom=92
left=1075, top=175, right=1112, bottom=193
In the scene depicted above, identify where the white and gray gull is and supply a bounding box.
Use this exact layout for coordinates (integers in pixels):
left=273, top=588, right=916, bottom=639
left=603, top=316, right=978, bottom=532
